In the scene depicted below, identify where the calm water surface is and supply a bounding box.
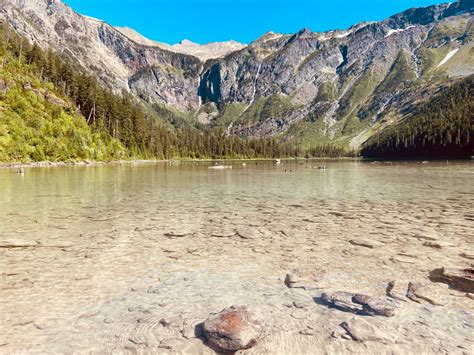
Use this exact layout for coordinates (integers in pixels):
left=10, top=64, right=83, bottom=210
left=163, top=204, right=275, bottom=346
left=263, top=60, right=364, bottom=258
left=1, top=160, right=473, bottom=352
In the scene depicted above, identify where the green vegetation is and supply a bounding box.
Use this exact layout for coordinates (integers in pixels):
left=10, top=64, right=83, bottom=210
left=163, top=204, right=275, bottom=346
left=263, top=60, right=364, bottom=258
left=0, top=23, right=303, bottom=161
left=337, top=70, right=377, bottom=119
left=417, top=46, right=451, bottom=78
left=236, top=94, right=294, bottom=125
left=315, top=81, right=336, bottom=102
left=374, top=51, right=417, bottom=95
left=0, top=30, right=125, bottom=162
left=361, top=76, right=473, bottom=158
left=424, top=21, right=469, bottom=48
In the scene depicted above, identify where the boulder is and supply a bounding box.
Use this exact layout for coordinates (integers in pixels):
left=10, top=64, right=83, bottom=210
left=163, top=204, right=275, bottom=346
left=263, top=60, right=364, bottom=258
left=203, top=306, right=263, bottom=351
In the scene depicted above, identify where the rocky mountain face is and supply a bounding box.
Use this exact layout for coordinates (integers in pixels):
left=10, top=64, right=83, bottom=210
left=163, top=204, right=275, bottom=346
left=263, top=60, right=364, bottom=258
left=1, top=0, right=473, bottom=148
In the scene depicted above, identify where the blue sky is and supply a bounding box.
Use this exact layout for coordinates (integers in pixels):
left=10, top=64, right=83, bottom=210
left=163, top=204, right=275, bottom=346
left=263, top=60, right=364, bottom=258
left=64, top=0, right=447, bottom=44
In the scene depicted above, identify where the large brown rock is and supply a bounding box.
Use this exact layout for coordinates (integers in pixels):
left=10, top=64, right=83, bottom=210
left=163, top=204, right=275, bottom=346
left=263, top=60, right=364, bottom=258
left=203, top=306, right=263, bottom=351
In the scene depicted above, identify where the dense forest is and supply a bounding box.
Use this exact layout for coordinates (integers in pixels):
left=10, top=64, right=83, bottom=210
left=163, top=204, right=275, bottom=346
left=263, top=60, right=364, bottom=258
left=361, top=76, right=474, bottom=158
left=0, top=22, right=319, bottom=161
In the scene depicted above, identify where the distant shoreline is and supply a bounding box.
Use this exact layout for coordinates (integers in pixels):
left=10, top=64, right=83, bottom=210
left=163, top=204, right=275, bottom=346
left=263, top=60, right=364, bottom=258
left=1, top=156, right=472, bottom=170
left=0, top=157, right=359, bottom=169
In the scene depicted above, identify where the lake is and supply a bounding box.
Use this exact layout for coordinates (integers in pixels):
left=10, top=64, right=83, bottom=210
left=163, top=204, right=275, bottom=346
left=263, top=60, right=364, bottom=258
left=1, top=160, right=473, bottom=353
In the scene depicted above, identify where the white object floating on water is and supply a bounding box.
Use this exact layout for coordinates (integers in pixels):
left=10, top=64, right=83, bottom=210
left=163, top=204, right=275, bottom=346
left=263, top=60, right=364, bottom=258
left=275, top=159, right=281, bottom=165
left=437, top=48, right=459, bottom=68
left=208, top=165, right=232, bottom=170
left=242, top=163, right=247, bottom=166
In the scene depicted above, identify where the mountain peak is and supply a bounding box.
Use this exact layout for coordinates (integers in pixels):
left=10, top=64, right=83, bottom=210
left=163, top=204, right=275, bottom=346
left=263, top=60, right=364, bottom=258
left=179, top=39, right=197, bottom=46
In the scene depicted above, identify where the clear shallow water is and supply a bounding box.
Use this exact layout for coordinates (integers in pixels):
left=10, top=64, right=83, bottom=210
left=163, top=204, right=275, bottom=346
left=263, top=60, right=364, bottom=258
left=1, top=160, right=473, bottom=353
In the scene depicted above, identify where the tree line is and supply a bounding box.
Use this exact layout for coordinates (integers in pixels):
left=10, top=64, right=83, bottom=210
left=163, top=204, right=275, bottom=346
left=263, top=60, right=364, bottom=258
left=362, top=76, right=473, bottom=158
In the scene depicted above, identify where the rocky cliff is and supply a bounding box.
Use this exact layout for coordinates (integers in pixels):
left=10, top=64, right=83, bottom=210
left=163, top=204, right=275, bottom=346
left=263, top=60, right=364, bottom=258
left=1, top=0, right=472, bottom=148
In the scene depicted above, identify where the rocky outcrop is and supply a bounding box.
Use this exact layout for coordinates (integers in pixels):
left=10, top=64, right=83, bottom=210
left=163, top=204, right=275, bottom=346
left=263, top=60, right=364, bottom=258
left=202, top=306, right=263, bottom=351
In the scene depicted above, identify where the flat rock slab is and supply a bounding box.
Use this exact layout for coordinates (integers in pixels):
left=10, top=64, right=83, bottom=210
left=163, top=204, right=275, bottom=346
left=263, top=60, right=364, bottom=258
left=236, top=229, right=262, bottom=240
left=203, top=305, right=263, bottom=351
left=349, top=239, right=382, bottom=249
left=340, top=317, right=393, bottom=344
left=407, top=282, right=449, bottom=306
left=321, top=292, right=363, bottom=313
left=210, top=230, right=236, bottom=238
left=0, top=239, right=39, bottom=248
left=163, top=230, right=193, bottom=238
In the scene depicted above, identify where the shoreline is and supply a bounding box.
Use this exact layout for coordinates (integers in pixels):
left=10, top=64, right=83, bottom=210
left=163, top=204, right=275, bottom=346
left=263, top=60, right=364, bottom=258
left=0, top=157, right=360, bottom=169
left=1, top=156, right=471, bottom=170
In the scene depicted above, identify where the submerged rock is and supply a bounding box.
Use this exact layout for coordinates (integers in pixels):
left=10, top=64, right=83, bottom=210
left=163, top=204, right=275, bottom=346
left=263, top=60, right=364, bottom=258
left=284, top=273, right=302, bottom=288
left=430, top=267, right=474, bottom=293
left=459, top=253, right=474, bottom=260
left=386, top=280, right=408, bottom=302
left=362, top=299, right=396, bottom=317
left=203, top=306, right=263, bottom=351
left=349, top=239, right=382, bottom=249
left=351, top=294, right=396, bottom=317
left=340, top=317, right=393, bottom=343
left=321, top=292, right=363, bottom=313
left=322, top=292, right=395, bottom=316
left=407, top=282, right=449, bottom=306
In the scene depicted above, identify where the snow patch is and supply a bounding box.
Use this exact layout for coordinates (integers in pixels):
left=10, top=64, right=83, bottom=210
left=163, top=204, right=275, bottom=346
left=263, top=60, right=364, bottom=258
left=384, top=25, right=415, bottom=38
left=437, top=48, right=459, bottom=67
left=335, top=31, right=352, bottom=39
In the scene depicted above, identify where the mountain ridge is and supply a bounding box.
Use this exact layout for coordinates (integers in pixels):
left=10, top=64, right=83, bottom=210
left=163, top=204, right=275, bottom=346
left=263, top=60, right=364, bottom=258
left=0, top=0, right=473, bottom=152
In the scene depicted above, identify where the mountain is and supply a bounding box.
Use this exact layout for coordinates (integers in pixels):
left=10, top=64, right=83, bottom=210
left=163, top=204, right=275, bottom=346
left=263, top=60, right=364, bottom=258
left=114, top=27, right=246, bottom=61
left=0, top=0, right=473, bottom=154
left=0, top=22, right=302, bottom=162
